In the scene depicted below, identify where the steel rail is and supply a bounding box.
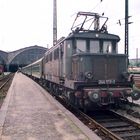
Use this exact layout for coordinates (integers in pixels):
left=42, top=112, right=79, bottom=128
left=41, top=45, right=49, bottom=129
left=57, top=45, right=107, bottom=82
left=57, top=95, right=140, bottom=140
left=0, top=74, right=14, bottom=90
left=56, top=96, right=123, bottom=140
left=0, top=78, right=11, bottom=90
left=74, top=108, right=123, bottom=140
left=111, top=110, right=140, bottom=128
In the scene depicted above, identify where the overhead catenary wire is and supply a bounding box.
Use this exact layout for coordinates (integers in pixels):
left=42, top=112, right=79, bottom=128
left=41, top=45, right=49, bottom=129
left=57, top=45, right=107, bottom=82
left=71, top=0, right=104, bottom=18
left=89, top=0, right=103, bottom=12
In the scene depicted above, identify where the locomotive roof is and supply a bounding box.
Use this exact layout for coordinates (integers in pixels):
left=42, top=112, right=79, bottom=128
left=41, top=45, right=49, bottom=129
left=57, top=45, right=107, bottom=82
left=72, top=53, right=127, bottom=57
left=66, top=31, right=120, bottom=42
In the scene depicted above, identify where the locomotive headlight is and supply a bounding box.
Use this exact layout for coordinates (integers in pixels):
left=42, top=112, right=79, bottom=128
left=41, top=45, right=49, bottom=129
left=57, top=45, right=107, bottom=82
left=85, top=71, right=93, bottom=79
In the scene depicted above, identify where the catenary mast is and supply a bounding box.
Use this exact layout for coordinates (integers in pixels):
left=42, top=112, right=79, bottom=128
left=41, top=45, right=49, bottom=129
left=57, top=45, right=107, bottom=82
left=125, top=0, right=129, bottom=56
left=53, top=0, right=57, bottom=46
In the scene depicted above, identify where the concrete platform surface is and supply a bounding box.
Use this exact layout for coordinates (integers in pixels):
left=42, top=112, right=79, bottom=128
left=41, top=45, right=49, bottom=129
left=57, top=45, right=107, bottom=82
left=0, top=73, right=101, bottom=140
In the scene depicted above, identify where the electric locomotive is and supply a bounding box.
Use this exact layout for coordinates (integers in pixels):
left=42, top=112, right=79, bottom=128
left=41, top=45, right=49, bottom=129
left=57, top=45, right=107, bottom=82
left=42, top=12, right=138, bottom=110
left=22, top=12, right=139, bottom=110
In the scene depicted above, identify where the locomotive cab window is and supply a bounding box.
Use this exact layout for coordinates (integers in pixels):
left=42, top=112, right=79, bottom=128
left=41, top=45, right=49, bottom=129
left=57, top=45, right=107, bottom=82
left=90, top=40, right=100, bottom=53
left=76, top=40, right=86, bottom=53
left=112, top=42, right=118, bottom=53
left=103, top=41, right=113, bottom=53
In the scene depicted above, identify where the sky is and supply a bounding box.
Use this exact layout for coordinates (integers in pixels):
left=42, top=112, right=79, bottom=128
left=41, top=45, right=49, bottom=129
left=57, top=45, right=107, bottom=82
left=0, top=0, right=139, bottom=59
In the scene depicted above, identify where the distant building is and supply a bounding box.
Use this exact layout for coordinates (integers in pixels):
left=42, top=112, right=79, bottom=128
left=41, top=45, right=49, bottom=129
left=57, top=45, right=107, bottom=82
left=0, top=45, right=48, bottom=72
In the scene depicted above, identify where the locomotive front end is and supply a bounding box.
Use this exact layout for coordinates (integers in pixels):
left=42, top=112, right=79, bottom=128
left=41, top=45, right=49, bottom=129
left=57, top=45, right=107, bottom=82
left=72, top=52, right=132, bottom=109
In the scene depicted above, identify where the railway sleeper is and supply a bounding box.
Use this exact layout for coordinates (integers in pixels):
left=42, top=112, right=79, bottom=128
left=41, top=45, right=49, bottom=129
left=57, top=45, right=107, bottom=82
left=101, top=122, right=131, bottom=128
left=117, top=130, right=140, bottom=138
left=109, top=126, right=137, bottom=132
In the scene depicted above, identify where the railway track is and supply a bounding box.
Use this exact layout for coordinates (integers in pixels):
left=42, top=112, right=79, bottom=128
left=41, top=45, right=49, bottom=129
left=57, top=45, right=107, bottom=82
left=0, top=72, right=10, bottom=80
left=0, top=73, right=13, bottom=89
left=0, top=73, right=14, bottom=107
left=89, top=110, right=140, bottom=140
left=71, top=108, right=123, bottom=140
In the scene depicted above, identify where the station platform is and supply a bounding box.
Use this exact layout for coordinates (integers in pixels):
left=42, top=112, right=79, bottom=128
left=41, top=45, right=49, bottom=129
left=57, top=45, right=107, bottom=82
left=0, top=73, right=101, bottom=140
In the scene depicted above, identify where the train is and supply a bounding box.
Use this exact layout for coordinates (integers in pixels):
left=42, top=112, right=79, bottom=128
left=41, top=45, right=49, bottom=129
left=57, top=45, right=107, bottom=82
left=0, top=65, right=4, bottom=75
left=21, top=12, right=139, bottom=110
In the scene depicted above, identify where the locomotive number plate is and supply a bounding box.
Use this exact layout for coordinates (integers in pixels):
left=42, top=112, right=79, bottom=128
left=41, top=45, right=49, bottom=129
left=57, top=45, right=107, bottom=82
left=98, top=80, right=115, bottom=84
